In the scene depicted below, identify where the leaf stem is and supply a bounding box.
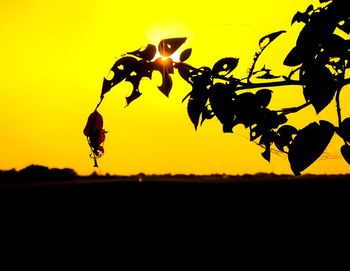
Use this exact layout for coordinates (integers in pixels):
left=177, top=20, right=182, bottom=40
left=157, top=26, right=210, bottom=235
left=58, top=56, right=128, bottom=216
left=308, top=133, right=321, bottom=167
left=95, top=96, right=104, bottom=111
left=275, top=101, right=311, bottom=115
left=336, top=90, right=342, bottom=128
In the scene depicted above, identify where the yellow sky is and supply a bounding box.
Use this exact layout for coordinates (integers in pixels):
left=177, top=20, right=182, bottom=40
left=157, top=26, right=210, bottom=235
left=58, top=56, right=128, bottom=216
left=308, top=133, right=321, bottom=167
left=1, top=0, right=349, bottom=176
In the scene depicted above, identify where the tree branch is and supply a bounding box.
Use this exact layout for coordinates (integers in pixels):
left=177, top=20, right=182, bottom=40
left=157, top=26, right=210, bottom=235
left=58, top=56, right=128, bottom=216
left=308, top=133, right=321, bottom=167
left=234, top=79, right=303, bottom=91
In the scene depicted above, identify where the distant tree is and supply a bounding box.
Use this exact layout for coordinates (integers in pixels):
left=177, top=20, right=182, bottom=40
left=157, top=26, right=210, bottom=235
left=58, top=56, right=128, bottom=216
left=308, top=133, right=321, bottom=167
left=84, top=0, right=350, bottom=175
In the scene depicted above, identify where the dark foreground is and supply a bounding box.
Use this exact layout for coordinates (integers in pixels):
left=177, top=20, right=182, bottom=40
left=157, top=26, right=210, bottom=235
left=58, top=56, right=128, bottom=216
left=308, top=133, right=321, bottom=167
left=1, top=175, right=350, bottom=208
left=1, top=175, right=350, bottom=241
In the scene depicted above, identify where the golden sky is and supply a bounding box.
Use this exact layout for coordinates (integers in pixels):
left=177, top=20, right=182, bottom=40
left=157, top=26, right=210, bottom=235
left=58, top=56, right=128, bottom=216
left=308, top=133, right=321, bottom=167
left=1, top=0, right=349, bottom=175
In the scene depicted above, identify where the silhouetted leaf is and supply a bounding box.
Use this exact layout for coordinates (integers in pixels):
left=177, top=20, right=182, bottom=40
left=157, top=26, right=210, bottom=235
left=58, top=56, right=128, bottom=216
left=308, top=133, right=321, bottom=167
left=200, top=106, right=215, bottom=125
left=177, top=64, right=193, bottom=85
left=187, top=86, right=209, bottom=129
left=341, top=144, right=350, bottom=165
left=158, top=38, right=187, bottom=57
left=288, top=120, right=334, bottom=175
left=292, top=11, right=308, bottom=25
left=337, top=118, right=350, bottom=142
left=101, top=78, right=114, bottom=98
left=191, top=67, right=212, bottom=86
left=338, top=19, right=350, bottom=34
left=278, top=125, right=298, bottom=135
left=255, top=89, right=272, bottom=107
left=101, top=57, right=140, bottom=97
left=301, top=63, right=339, bottom=113
left=124, top=61, right=151, bottom=105
left=291, top=5, right=313, bottom=25
left=158, top=72, right=173, bottom=97
left=212, top=58, right=239, bottom=77
left=259, top=131, right=275, bottom=162
left=283, top=46, right=303, bottom=66
left=233, top=92, right=260, bottom=128
left=111, top=56, right=139, bottom=74
left=322, top=34, right=348, bottom=58
left=152, top=58, right=174, bottom=96
left=180, top=48, right=192, bottom=62
left=126, top=90, right=142, bottom=105
left=250, top=109, right=282, bottom=141
left=274, top=125, right=297, bottom=152
left=259, top=30, right=286, bottom=49
left=209, top=83, right=236, bottom=132
left=127, top=44, right=157, bottom=61
left=261, top=149, right=271, bottom=162
left=306, top=5, right=314, bottom=14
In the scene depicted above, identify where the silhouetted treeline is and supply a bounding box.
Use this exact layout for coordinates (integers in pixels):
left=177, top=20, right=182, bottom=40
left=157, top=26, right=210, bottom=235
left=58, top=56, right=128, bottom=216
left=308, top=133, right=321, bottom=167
left=2, top=165, right=350, bottom=185
left=0, top=165, right=77, bottom=183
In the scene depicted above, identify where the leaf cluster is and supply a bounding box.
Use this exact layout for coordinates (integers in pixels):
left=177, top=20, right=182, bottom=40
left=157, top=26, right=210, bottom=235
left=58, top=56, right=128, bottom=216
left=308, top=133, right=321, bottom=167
left=88, top=0, right=350, bottom=175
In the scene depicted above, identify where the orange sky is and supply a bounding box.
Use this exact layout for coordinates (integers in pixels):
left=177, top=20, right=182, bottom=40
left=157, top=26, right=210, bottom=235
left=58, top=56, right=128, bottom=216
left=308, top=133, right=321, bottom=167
left=1, top=0, right=350, bottom=176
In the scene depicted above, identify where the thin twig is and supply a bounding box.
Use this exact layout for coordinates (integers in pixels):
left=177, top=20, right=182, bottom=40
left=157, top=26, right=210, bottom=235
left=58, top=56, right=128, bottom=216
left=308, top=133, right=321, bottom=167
left=275, top=101, right=311, bottom=115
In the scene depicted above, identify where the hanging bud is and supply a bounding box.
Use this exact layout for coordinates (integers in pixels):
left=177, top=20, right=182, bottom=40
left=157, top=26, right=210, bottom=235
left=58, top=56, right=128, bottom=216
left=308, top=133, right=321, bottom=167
left=84, top=110, right=107, bottom=167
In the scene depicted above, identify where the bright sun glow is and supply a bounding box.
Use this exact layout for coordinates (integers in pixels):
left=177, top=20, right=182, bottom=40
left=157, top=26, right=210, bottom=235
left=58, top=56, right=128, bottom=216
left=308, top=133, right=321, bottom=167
left=154, top=50, right=181, bottom=62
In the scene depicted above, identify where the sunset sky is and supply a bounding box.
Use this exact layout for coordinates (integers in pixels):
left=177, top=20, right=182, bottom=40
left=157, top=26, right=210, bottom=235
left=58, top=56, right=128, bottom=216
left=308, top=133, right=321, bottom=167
left=1, top=0, right=350, bottom=176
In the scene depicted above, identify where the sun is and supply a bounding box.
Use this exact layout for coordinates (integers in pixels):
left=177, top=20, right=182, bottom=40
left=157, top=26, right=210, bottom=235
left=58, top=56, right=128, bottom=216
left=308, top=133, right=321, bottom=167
left=154, top=50, right=181, bottom=62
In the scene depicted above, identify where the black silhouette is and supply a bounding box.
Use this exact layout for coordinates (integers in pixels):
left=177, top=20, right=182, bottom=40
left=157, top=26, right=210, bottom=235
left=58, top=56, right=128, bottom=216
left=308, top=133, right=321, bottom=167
left=0, top=165, right=77, bottom=183
left=85, top=0, right=350, bottom=175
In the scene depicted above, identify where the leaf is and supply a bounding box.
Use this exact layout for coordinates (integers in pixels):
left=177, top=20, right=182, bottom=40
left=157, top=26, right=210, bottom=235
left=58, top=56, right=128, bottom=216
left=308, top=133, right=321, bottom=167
left=283, top=46, right=304, bottom=67
left=126, top=89, right=142, bottom=105
left=291, top=11, right=308, bottom=25
left=338, top=19, right=350, bottom=34
left=111, top=56, right=139, bottom=74
left=255, top=89, right=272, bottom=108
left=305, top=5, right=314, bottom=14
left=180, top=48, right=192, bottom=62
left=261, top=148, right=271, bottom=162
left=322, top=34, right=348, bottom=58
left=340, top=144, right=350, bottom=165
left=200, top=106, right=215, bottom=125
left=259, top=30, right=286, bottom=49
left=187, top=86, right=209, bottom=129
left=337, top=118, right=350, bottom=142
left=152, top=58, right=174, bottom=97
left=209, top=83, right=236, bottom=132
left=158, top=37, right=187, bottom=57
left=300, top=63, right=339, bottom=113
left=124, top=61, right=151, bottom=105
left=177, top=64, right=194, bottom=85
left=101, top=78, right=114, bottom=98
left=101, top=57, right=139, bottom=97
left=278, top=125, right=298, bottom=137
left=274, top=125, right=298, bottom=152
left=233, top=92, right=260, bottom=128
left=158, top=72, right=172, bottom=97
left=212, top=58, right=239, bottom=77
left=127, top=44, right=157, bottom=61
left=259, top=131, right=275, bottom=162
left=288, top=121, right=334, bottom=176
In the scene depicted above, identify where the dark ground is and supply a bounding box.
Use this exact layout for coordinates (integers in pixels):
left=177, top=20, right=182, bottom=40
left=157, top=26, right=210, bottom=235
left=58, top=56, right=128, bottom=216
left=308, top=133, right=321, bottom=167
left=1, top=174, right=350, bottom=209
left=1, top=174, right=350, bottom=245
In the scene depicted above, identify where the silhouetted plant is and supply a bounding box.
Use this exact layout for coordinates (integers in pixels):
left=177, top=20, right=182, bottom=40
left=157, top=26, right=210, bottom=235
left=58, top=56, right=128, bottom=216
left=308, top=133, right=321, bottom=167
left=84, top=0, right=350, bottom=175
